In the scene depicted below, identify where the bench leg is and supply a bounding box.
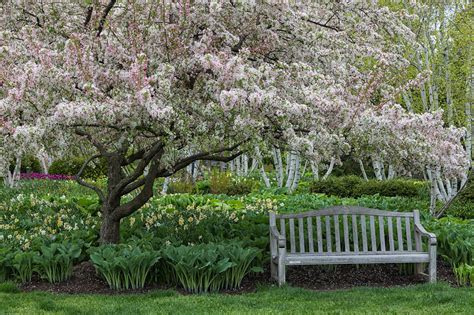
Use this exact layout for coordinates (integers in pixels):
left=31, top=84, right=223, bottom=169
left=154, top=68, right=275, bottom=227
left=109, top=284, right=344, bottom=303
left=429, top=245, right=437, bottom=283
left=278, top=249, right=286, bottom=286
left=270, top=258, right=278, bottom=281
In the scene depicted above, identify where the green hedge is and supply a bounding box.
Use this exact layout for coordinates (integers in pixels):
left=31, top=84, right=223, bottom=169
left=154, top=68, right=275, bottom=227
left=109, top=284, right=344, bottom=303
left=49, top=157, right=107, bottom=180
left=310, top=176, right=425, bottom=198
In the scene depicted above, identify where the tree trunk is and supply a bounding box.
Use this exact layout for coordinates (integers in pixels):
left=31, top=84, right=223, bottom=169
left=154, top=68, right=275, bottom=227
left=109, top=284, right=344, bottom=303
left=100, top=214, right=121, bottom=244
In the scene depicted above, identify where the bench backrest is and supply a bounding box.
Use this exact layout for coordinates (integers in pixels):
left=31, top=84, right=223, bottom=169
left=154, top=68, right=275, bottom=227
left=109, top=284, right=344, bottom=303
left=270, top=206, right=424, bottom=254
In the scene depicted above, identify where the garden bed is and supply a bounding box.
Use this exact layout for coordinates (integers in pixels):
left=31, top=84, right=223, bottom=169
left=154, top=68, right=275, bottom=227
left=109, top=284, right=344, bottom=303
left=19, top=259, right=457, bottom=295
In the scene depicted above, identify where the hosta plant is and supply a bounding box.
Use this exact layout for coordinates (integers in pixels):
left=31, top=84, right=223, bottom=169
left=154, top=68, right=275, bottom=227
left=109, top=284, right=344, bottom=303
left=12, top=251, right=37, bottom=283
left=162, top=243, right=261, bottom=293
left=454, top=264, right=474, bottom=287
left=89, top=245, right=160, bottom=290
left=34, top=241, right=82, bottom=283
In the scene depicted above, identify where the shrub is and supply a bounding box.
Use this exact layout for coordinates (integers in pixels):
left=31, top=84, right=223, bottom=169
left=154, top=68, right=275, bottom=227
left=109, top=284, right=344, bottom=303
left=352, top=179, right=421, bottom=198
left=49, top=157, right=106, bottom=180
left=162, top=243, right=261, bottom=293
left=209, top=171, right=255, bottom=195
left=167, top=180, right=195, bottom=194
left=89, top=244, right=160, bottom=290
left=310, top=176, right=423, bottom=198
left=209, top=171, right=232, bottom=194
left=310, top=176, right=363, bottom=197
left=34, top=242, right=82, bottom=283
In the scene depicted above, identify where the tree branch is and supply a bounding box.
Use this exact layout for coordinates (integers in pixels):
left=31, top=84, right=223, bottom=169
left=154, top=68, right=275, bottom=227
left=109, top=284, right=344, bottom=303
left=97, top=0, right=117, bottom=37
left=75, top=154, right=105, bottom=203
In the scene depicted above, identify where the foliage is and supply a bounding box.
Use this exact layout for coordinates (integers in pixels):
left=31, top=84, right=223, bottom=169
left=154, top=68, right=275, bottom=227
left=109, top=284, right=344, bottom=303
left=49, top=157, right=107, bottom=180
left=426, top=217, right=474, bottom=266
left=311, top=176, right=425, bottom=198
left=89, top=244, right=160, bottom=290
left=453, top=264, right=474, bottom=287
left=11, top=251, right=36, bottom=283
left=162, top=243, right=261, bottom=293
left=34, top=241, right=82, bottom=283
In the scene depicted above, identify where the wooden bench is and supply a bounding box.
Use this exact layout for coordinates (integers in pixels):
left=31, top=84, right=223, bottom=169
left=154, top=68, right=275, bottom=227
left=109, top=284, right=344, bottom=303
left=269, top=206, right=437, bottom=285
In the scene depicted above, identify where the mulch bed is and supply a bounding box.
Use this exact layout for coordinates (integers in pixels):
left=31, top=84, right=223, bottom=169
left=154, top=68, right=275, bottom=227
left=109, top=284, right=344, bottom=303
left=19, top=259, right=457, bottom=295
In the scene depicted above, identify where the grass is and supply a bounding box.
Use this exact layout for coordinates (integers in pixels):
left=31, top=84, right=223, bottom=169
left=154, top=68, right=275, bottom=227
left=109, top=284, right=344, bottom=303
left=0, top=283, right=472, bottom=314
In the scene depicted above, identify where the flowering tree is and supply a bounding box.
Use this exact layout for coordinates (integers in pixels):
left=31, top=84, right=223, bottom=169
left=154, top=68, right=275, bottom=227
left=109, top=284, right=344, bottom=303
left=0, top=1, right=468, bottom=243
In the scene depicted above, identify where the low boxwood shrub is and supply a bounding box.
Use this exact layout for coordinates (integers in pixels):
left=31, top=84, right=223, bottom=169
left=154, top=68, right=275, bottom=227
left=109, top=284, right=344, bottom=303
left=89, top=244, right=160, bottom=290
left=49, top=157, right=106, bottom=180
left=162, top=243, right=262, bottom=293
left=310, top=176, right=423, bottom=198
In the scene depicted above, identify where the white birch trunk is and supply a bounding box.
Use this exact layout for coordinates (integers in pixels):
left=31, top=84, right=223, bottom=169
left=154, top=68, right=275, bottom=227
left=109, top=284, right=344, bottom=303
left=387, top=165, right=395, bottom=180
left=4, top=156, right=22, bottom=188
left=372, top=159, right=383, bottom=181
left=272, top=147, right=284, bottom=188
left=310, top=161, right=319, bottom=180
left=285, top=152, right=297, bottom=189
left=358, top=159, right=368, bottom=181
left=289, top=154, right=302, bottom=192
left=322, top=157, right=335, bottom=180
left=161, top=177, right=170, bottom=194
left=255, top=146, right=271, bottom=188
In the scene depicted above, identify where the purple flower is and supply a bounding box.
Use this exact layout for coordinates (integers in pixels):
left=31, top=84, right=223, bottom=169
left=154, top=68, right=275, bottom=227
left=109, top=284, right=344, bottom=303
left=20, top=173, right=74, bottom=181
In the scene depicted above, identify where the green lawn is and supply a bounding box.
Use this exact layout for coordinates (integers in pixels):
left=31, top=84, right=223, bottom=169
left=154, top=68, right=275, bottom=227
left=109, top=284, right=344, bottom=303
left=0, top=283, right=472, bottom=314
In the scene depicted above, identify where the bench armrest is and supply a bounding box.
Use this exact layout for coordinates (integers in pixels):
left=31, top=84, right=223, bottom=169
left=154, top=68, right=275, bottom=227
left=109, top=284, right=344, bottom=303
left=270, top=226, right=286, bottom=248
left=414, top=222, right=437, bottom=245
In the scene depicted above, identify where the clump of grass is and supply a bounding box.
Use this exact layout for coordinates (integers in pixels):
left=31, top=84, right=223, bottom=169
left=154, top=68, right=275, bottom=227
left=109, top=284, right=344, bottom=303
left=0, top=281, right=20, bottom=293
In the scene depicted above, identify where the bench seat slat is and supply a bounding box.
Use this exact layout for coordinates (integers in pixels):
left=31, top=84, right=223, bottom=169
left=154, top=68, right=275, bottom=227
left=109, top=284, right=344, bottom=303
left=285, top=253, right=430, bottom=265
left=388, top=217, right=395, bottom=252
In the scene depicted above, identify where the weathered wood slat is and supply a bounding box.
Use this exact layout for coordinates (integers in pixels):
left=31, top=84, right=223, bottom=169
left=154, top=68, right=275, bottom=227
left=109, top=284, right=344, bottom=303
left=276, top=207, right=414, bottom=219
left=280, top=218, right=286, bottom=249
left=370, top=215, right=377, bottom=251
left=343, top=215, right=350, bottom=252
left=352, top=214, right=359, bottom=252
left=289, top=218, right=296, bottom=253
left=378, top=216, right=386, bottom=252
left=361, top=215, right=368, bottom=252
left=307, top=217, right=314, bottom=253
left=388, top=217, right=395, bottom=252
left=316, top=216, right=323, bottom=253
left=298, top=217, right=305, bottom=253
left=334, top=215, right=341, bottom=252
left=325, top=216, right=332, bottom=252
left=285, top=253, right=430, bottom=265
left=405, top=217, right=413, bottom=251
left=397, top=217, right=403, bottom=251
